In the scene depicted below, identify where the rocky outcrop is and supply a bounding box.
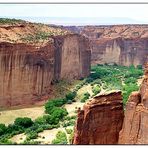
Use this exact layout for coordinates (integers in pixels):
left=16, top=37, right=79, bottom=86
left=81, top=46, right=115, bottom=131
left=119, top=64, right=148, bottom=144
left=0, top=21, right=91, bottom=108
left=73, top=91, right=124, bottom=144
left=65, top=25, right=148, bottom=66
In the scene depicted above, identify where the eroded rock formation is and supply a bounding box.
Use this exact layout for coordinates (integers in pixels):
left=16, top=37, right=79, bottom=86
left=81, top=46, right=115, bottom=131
left=73, top=91, right=124, bottom=144
left=64, top=25, right=148, bottom=66
left=0, top=42, right=54, bottom=108
left=119, top=64, right=148, bottom=144
left=53, top=34, right=91, bottom=80
left=0, top=22, right=91, bottom=108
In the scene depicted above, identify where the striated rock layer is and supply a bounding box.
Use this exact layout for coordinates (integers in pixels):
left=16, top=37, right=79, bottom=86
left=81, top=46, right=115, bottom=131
left=53, top=34, right=91, bottom=80
left=0, top=23, right=91, bottom=109
left=0, top=42, right=54, bottom=108
left=119, top=64, right=148, bottom=144
left=64, top=25, right=148, bottom=66
left=73, top=91, right=124, bottom=144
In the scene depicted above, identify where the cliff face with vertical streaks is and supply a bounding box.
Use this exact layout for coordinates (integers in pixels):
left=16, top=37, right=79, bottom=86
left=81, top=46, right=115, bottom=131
left=0, top=42, right=54, bottom=108
left=54, top=34, right=91, bottom=80
left=64, top=25, right=148, bottom=66
left=0, top=21, right=91, bottom=108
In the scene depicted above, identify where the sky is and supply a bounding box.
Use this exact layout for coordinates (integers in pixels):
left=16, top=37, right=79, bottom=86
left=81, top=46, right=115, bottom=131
left=0, top=4, right=148, bottom=25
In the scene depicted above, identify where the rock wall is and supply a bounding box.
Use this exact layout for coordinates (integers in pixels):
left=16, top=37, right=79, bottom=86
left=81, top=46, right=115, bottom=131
left=0, top=42, right=54, bottom=108
left=0, top=34, right=91, bottom=108
left=91, top=37, right=148, bottom=66
left=64, top=25, right=148, bottom=66
left=119, top=64, right=148, bottom=144
left=73, top=91, right=124, bottom=144
left=54, top=34, right=91, bottom=80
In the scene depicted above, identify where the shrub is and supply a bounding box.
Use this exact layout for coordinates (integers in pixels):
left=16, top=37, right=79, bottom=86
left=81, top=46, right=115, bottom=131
left=62, top=120, right=75, bottom=127
left=92, top=85, right=101, bottom=95
left=45, top=98, right=66, bottom=114
left=0, top=124, right=6, bottom=136
left=34, top=116, right=46, bottom=125
left=6, top=124, right=24, bottom=134
left=85, top=77, right=94, bottom=83
left=80, top=92, right=90, bottom=103
left=124, top=77, right=137, bottom=84
left=65, top=91, right=76, bottom=101
left=14, top=117, right=33, bottom=128
left=51, top=131, right=67, bottom=144
left=65, top=128, right=73, bottom=134
left=26, top=131, right=38, bottom=140
left=50, top=107, right=68, bottom=120
left=137, top=65, right=143, bottom=69
left=122, top=83, right=139, bottom=106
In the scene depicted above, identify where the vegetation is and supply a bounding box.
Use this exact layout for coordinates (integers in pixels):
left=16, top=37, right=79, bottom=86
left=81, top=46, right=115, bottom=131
left=92, top=85, right=101, bottom=96
left=45, top=98, right=67, bottom=114
left=122, top=83, right=139, bottom=105
left=51, top=131, right=67, bottom=144
left=80, top=64, right=143, bottom=106
left=65, top=128, right=73, bottom=135
left=80, top=92, right=90, bottom=102
left=0, top=124, right=7, bottom=136
left=0, top=18, right=24, bottom=24
left=21, top=31, right=54, bottom=42
left=14, top=117, right=33, bottom=128
left=62, top=116, right=76, bottom=127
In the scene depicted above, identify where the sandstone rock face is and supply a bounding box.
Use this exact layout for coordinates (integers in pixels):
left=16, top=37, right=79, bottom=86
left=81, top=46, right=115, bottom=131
left=0, top=42, right=54, bottom=108
left=73, top=91, right=124, bottom=144
left=0, top=22, right=91, bottom=108
left=119, top=64, right=148, bottom=144
left=65, top=25, right=148, bottom=66
left=54, top=34, right=91, bottom=80
left=90, top=38, right=148, bottom=66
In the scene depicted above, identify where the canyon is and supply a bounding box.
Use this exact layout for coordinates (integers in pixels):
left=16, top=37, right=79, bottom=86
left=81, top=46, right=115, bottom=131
left=0, top=19, right=148, bottom=145
left=0, top=21, right=91, bottom=108
left=64, top=25, right=148, bottom=66
left=73, top=63, right=148, bottom=144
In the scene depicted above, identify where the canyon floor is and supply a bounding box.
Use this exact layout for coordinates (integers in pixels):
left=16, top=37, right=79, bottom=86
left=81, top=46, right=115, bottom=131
left=0, top=64, right=143, bottom=144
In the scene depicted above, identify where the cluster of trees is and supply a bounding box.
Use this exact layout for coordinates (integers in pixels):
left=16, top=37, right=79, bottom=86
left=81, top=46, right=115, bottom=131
left=83, top=64, right=143, bottom=106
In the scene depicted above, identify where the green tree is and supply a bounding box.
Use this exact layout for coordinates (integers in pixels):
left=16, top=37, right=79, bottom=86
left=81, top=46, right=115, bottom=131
left=14, top=117, right=33, bottom=128
left=0, top=124, right=6, bottom=136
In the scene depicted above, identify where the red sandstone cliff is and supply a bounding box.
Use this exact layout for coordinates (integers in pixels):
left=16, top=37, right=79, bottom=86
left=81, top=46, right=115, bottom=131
left=73, top=91, right=124, bottom=144
left=0, top=20, right=91, bottom=108
left=65, top=25, right=148, bottom=66
left=119, top=64, right=148, bottom=144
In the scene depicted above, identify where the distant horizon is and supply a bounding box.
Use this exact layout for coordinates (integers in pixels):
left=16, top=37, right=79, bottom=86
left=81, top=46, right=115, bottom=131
left=1, top=16, right=148, bottom=26
left=0, top=4, right=148, bottom=26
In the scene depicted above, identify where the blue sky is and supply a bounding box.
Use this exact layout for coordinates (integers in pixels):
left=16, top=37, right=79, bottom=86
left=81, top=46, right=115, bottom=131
left=0, top=4, right=148, bottom=25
